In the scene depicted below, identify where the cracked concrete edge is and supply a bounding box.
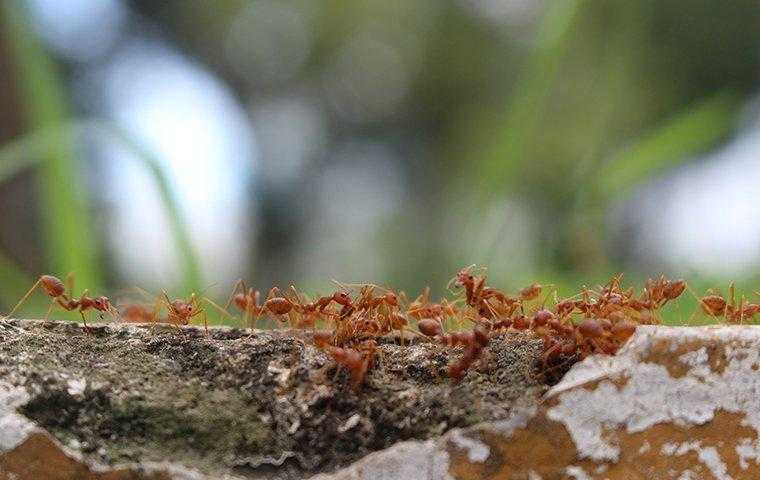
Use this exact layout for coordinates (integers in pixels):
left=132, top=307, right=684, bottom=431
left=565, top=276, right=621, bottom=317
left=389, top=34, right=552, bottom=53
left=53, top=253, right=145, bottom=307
left=306, top=439, right=452, bottom=480
left=311, top=325, right=760, bottom=480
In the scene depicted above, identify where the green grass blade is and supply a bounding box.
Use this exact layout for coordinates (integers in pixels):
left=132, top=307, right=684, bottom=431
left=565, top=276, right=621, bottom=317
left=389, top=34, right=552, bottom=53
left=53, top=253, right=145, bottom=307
left=94, top=122, right=204, bottom=293
left=0, top=129, right=56, bottom=181
left=0, top=120, right=205, bottom=294
left=479, top=0, right=588, bottom=192
left=597, top=91, right=740, bottom=200
left=0, top=250, right=32, bottom=309
left=2, top=0, right=101, bottom=289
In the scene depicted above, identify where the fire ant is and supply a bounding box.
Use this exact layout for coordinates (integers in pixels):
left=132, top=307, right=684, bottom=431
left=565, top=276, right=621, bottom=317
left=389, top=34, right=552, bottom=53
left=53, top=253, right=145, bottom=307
left=262, top=287, right=295, bottom=321
left=157, top=292, right=208, bottom=333
left=287, top=285, right=349, bottom=327
left=407, top=287, right=460, bottom=323
left=5, top=274, right=116, bottom=330
left=319, top=339, right=377, bottom=389
left=446, top=326, right=489, bottom=381
left=519, top=283, right=542, bottom=302
left=349, top=284, right=400, bottom=314
left=267, top=286, right=352, bottom=325
left=119, top=303, right=160, bottom=323
left=226, top=280, right=265, bottom=327
left=697, top=284, right=760, bottom=324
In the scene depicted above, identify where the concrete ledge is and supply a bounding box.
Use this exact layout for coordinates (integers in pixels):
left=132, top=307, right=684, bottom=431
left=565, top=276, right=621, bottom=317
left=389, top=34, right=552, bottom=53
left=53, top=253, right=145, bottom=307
left=314, top=325, right=760, bottom=480
left=0, top=319, right=544, bottom=480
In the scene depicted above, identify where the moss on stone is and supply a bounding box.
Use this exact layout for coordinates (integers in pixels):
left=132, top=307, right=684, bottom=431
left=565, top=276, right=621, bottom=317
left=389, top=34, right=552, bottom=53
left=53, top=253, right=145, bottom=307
left=0, top=319, right=547, bottom=478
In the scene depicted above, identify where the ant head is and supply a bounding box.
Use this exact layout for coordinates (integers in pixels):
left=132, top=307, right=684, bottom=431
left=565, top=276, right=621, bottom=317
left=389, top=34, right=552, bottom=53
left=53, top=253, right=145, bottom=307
left=171, top=300, right=193, bottom=316
left=384, top=292, right=398, bottom=306
left=93, top=296, right=111, bottom=311
left=532, top=308, right=554, bottom=326
left=333, top=291, right=351, bottom=306
left=606, top=293, right=624, bottom=305
left=520, top=283, right=542, bottom=301
left=455, top=270, right=474, bottom=286
left=664, top=279, right=686, bottom=300
left=578, top=318, right=605, bottom=338
left=700, top=295, right=727, bottom=316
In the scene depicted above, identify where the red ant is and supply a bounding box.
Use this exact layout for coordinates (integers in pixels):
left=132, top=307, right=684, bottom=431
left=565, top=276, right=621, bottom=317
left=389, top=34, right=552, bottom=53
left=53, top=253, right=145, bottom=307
left=287, top=285, right=349, bottom=328
left=157, top=292, right=209, bottom=333
left=319, top=339, right=377, bottom=389
left=6, top=274, right=116, bottom=330
left=697, top=284, right=760, bottom=324
left=226, top=280, right=265, bottom=327
left=519, top=283, right=542, bottom=302
left=264, top=286, right=352, bottom=326
left=119, top=303, right=160, bottom=324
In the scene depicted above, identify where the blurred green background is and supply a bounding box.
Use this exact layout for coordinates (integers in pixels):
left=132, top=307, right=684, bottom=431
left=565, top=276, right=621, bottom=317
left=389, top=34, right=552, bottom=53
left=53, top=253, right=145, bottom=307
left=0, top=0, right=758, bottom=324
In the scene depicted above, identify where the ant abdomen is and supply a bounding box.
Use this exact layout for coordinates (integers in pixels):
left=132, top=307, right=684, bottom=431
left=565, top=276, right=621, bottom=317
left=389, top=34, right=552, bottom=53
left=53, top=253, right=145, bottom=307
left=40, top=275, right=66, bottom=298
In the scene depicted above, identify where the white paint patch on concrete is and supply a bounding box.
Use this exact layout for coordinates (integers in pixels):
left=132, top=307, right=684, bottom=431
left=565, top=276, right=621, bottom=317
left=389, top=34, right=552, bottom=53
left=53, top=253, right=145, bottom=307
left=0, top=384, right=37, bottom=452
left=67, top=378, right=87, bottom=396
left=698, top=446, right=731, bottom=480
left=638, top=440, right=651, bottom=454
left=448, top=429, right=490, bottom=463
left=546, top=326, right=760, bottom=467
left=736, top=438, right=760, bottom=470
left=661, top=440, right=702, bottom=456
left=679, top=347, right=712, bottom=378
left=564, top=465, right=591, bottom=480
left=490, top=405, right=537, bottom=437
left=308, top=439, right=454, bottom=480
left=657, top=440, right=732, bottom=480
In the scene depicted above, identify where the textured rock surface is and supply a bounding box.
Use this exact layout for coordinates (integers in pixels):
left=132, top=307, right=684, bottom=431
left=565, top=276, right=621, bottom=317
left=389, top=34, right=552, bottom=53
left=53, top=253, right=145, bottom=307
left=0, top=319, right=544, bottom=480
left=314, top=325, right=760, bottom=480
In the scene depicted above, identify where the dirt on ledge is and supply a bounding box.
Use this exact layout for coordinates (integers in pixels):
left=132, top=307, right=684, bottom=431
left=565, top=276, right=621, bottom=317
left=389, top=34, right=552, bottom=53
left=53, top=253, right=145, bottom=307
left=0, top=318, right=548, bottom=479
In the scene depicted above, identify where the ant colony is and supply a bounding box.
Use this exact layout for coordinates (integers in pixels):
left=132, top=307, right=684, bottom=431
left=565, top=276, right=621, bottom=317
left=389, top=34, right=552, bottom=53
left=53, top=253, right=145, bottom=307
left=3, top=267, right=758, bottom=389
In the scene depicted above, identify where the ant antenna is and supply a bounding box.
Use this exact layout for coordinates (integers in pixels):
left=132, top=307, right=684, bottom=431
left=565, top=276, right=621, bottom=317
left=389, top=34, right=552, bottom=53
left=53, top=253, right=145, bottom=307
left=330, top=279, right=354, bottom=293
left=224, top=279, right=246, bottom=310
left=203, top=297, right=235, bottom=321
left=65, top=272, right=76, bottom=297
left=6, top=277, right=44, bottom=318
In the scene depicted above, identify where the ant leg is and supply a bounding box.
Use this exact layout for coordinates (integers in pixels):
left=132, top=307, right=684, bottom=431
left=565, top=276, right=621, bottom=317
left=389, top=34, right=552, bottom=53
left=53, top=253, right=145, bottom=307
left=224, top=279, right=244, bottom=310
left=150, top=294, right=164, bottom=334
left=108, top=305, right=119, bottom=322
left=244, top=306, right=252, bottom=330
left=79, top=310, right=92, bottom=334
left=44, top=300, right=55, bottom=320
left=201, top=310, right=209, bottom=336
left=6, top=278, right=43, bottom=318
left=204, top=297, right=234, bottom=323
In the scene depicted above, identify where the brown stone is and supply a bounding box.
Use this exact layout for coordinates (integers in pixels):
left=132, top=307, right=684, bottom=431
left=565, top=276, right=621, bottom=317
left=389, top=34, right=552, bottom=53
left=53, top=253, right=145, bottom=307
left=314, top=326, right=760, bottom=480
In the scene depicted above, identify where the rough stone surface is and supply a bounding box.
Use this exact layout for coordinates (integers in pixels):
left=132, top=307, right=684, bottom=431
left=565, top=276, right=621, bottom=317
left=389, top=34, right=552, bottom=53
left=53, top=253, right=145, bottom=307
left=315, top=325, right=760, bottom=480
left=0, top=319, right=544, bottom=480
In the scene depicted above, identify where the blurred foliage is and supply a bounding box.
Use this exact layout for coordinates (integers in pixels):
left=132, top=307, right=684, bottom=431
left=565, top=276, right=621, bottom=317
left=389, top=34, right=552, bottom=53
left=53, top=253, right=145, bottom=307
left=2, top=0, right=100, bottom=291
left=0, top=120, right=204, bottom=312
left=0, top=0, right=758, bottom=323
left=597, top=91, right=740, bottom=201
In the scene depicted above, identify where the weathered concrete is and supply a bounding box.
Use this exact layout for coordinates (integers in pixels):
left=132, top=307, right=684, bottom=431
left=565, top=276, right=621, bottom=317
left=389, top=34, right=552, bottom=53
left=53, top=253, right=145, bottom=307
left=314, top=325, right=760, bottom=480
left=5, top=321, right=760, bottom=479
left=0, top=319, right=544, bottom=480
